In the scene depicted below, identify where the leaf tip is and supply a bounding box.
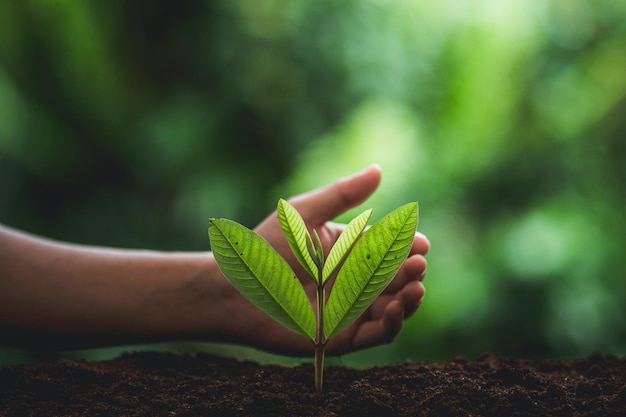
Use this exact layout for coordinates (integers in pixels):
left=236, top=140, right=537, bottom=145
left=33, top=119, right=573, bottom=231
left=277, top=198, right=288, bottom=209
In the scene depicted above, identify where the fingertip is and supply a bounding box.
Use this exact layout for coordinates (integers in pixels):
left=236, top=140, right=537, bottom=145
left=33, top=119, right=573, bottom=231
left=413, top=232, right=430, bottom=255
left=405, top=255, right=428, bottom=281
left=341, top=164, right=382, bottom=197
left=289, top=165, right=384, bottom=223
left=382, top=300, right=404, bottom=340
left=366, top=163, right=383, bottom=178
left=402, top=281, right=425, bottom=318
left=338, top=163, right=382, bottom=183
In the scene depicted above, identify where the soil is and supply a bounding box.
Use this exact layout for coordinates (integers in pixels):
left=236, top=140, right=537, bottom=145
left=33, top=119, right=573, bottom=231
left=1, top=351, right=625, bottom=416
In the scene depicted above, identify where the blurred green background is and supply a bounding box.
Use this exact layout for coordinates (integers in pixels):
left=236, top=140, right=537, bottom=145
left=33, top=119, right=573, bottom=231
left=1, top=0, right=625, bottom=367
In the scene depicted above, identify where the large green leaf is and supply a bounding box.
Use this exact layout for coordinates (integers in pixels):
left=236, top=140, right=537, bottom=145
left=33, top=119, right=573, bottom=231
left=322, top=208, right=372, bottom=283
left=277, top=199, right=318, bottom=280
left=324, top=202, right=418, bottom=339
left=209, top=218, right=316, bottom=341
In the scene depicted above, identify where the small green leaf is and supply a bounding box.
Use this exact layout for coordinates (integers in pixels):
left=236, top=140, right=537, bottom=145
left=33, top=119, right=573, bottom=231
left=305, top=232, right=320, bottom=268
left=312, top=229, right=324, bottom=269
left=209, top=218, right=316, bottom=341
left=277, top=199, right=318, bottom=279
left=324, top=202, right=418, bottom=339
left=322, top=208, right=372, bottom=283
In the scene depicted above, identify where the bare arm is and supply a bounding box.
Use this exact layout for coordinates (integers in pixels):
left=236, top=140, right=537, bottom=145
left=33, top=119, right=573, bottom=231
left=0, top=165, right=429, bottom=355
left=0, top=225, right=231, bottom=349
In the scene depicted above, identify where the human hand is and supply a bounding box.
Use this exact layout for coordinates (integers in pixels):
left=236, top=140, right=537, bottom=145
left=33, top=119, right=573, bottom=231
left=248, top=164, right=429, bottom=356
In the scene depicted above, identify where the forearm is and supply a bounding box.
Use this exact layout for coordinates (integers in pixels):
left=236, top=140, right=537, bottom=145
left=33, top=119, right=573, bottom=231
left=0, top=225, right=230, bottom=349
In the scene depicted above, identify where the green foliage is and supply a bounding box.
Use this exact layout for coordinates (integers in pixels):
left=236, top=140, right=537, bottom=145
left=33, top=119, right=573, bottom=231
left=325, top=202, right=418, bottom=339
left=208, top=218, right=316, bottom=340
left=276, top=198, right=318, bottom=280
left=322, top=207, right=372, bottom=283
left=209, top=199, right=418, bottom=390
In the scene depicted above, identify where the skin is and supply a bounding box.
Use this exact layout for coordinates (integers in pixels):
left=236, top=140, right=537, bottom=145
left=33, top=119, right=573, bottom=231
left=0, top=164, right=429, bottom=356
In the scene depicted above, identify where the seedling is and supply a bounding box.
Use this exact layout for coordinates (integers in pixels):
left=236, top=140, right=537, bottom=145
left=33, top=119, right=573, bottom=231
left=208, top=199, right=418, bottom=391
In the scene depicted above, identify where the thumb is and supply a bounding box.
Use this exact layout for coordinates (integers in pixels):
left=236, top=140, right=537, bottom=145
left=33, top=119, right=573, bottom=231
left=289, top=164, right=382, bottom=224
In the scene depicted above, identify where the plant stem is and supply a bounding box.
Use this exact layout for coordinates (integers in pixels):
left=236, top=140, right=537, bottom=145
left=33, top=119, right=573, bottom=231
left=314, top=338, right=325, bottom=392
left=314, top=268, right=326, bottom=392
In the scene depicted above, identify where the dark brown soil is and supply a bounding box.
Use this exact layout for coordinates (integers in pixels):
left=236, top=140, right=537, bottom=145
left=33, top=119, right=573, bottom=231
left=1, top=351, right=625, bottom=416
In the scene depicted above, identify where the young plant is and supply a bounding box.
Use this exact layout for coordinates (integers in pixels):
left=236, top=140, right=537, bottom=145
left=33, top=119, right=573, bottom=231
left=208, top=199, right=418, bottom=391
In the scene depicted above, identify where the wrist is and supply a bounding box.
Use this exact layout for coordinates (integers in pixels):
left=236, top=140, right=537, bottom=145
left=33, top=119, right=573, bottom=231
left=159, top=252, right=233, bottom=338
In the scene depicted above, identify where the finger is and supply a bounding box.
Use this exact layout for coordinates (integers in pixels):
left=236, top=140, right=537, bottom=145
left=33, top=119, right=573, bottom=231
left=369, top=278, right=425, bottom=320
left=384, top=254, right=427, bottom=294
left=399, top=280, right=425, bottom=319
left=411, top=232, right=431, bottom=256
left=350, top=300, right=405, bottom=351
left=357, top=280, right=425, bottom=350
left=288, top=164, right=382, bottom=224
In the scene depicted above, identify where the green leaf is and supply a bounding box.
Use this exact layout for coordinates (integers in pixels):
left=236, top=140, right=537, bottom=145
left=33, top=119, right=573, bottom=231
left=277, top=199, right=319, bottom=279
left=312, top=229, right=324, bottom=268
left=209, top=218, right=316, bottom=341
left=324, top=202, right=418, bottom=339
left=322, top=208, right=372, bottom=283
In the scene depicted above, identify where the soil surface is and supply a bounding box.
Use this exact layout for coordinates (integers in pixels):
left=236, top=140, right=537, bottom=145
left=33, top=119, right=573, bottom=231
left=1, top=351, right=625, bottom=416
